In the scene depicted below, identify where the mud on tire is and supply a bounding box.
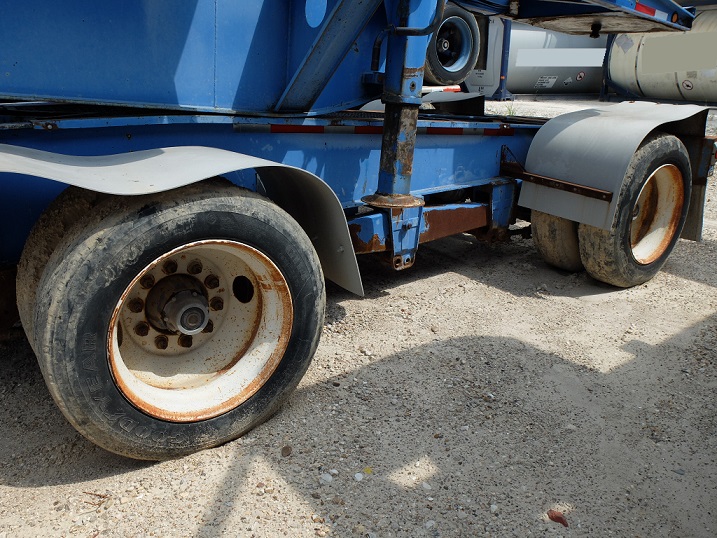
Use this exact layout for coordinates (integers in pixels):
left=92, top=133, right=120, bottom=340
left=32, top=182, right=325, bottom=460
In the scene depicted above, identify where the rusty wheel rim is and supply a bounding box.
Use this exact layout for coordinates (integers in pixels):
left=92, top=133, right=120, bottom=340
left=629, top=164, right=684, bottom=265
left=108, top=240, right=293, bottom=422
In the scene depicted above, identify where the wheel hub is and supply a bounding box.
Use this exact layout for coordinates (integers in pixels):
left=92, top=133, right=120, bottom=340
left=164, top=290, right=209, bottom=335
left=144, top=274, right=209, bottom=335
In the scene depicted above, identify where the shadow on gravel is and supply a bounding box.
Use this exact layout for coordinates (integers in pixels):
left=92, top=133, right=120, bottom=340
left=0, top=307, right=714, bottom=535
left=0, top=234, right=619, bottom=491
left=0, top=231, right=710, bottom=499
left=193, top=317, right=715, bottom=537
left=348, top=234, right=622, bottom=301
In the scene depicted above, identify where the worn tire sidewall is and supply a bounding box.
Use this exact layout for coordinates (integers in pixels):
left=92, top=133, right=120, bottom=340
left=37, top=190, right=324, bottom=460
left=531, top=210, right=583, bottom=272
left=580, top=134, right=692, bottom=287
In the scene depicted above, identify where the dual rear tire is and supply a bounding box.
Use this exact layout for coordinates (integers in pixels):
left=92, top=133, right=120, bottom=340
left=18, top=183, right=325, bottom=460
left=531, top=133, right=692, bottom=287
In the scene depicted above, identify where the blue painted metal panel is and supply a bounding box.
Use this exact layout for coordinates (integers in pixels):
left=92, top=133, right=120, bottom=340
left=0, top=1, right=217, bottom=109
left=486, top=178, right=517, bottom=227
left=276, top=0, right=384, bottom=111
left=0, top=0, right=385, bottom=115
left=215, top=0, right=289, bottom=113
left=0, top=113, right=534, bottom=264
left=0, top=0, right=694, bottom=117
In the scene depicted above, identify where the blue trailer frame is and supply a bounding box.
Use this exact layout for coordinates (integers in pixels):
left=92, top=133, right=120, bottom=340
left=0, top=0, right=713, bottom=460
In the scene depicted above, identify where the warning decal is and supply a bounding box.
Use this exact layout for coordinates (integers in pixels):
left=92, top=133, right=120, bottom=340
left=534, top=76, right=558, bottom=89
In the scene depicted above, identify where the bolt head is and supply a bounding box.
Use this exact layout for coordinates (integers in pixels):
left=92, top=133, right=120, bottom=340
left=128, top=298, right=144, bottom=313
left=155, top=335, right=169, bottom=350
left=163, top=260, right=178, bottom=274
left=134, top=322, right=150, bottom=337
left=187, top=260, right=203, bottom=275
left=178, top=334, right=193, bottom=348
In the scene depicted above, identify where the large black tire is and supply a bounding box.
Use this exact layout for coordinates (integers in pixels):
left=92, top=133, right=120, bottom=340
left=424, top=4, right=480, bottom=86
left=32, top=182, right=325, bottom=460
left=16, top=187, right=103, bottom=348
left=531, top=210, right=584, bottom=272
left=578, top=133, right=691, bottom=287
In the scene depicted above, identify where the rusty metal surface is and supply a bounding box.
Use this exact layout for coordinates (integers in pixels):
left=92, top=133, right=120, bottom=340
left=362, top=193, right=426, bottom=208
left=502, top=161, right=613, bottom=202
left=630, top=164, right=684, bottom=265
left=349, top=224, right=387, bottom=254
left=376, top=102, right=420, bottom=195
left=419, top=205, right=489, bottom=244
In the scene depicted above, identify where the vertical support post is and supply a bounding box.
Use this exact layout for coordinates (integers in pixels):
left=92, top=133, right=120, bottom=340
left=376, top=102, right=419, bottom=196
left=363, top=0, right=441, bottom=269
left=491, top=19, right=514, bottom=102
left=363, top=0, right=438, bottom=208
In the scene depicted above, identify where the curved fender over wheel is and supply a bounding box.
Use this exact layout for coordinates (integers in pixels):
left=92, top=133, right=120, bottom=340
left=30, top=183, right=325, bottom=459
left=518, top=101, right=709, bottom=231
left=0, top=143, right=363, bottom=296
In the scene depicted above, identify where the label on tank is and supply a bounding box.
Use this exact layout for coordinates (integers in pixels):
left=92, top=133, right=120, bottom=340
left=534, top=76, right=558, bottom=89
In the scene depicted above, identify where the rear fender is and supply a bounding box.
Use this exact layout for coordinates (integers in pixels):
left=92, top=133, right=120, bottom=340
left=518, top=101, right=711, bottom=234
left=0, top=144, right=363, bottom=295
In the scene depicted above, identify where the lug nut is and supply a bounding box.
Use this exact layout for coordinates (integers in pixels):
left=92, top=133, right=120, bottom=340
left=210, top=297, right=224, bottom=311
left=140, top=274, right=155, bottom=289
left=202, top=320, right=214, bottom=333
left=134, top=322, right=150, bottom=337
left=163, top=259, right=178, bottom=274
left=155, top=335, right=168, bottom=350
left=128, top=298, right=144, bottom=313
left=178, top=334, right=193, bottom=348
left=204, top=274, right=220, bottom=289
left=187, top=260, right=203, bottom=275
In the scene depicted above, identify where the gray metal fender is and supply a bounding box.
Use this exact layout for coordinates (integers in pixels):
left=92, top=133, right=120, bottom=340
left=0, top=143, right=363, bottom=295
left=518, top=101, right=709, bottom=230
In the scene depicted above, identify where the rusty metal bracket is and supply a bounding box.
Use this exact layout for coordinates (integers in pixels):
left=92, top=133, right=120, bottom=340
left=389, top=206, right=423, bottom=270
left=500, top=161, right=613, bottom=203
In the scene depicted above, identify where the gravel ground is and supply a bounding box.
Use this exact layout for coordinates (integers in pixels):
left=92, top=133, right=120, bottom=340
left=1, top=98, right=715, bottom=538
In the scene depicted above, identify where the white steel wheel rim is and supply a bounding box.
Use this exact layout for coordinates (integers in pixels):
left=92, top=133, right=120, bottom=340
left=108, top=240, right=293, bottom=422
left=629, top=164, right=684, bottom=265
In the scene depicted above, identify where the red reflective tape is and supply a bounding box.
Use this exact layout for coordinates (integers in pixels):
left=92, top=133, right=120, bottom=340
left=354, top=126, right=384, bottom=135
left=426, top=127, right=464, bottom=135
left=270, top=125, right=325, bottom=133
left=483, top=127, right=515, bottom=136
left=635, top=3, right=656, bottom=16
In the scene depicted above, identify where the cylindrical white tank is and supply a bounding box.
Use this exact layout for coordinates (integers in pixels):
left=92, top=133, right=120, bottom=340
left=608, top=7, right=717, bottom=102
left=506, top=23, right=608, bottom=94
